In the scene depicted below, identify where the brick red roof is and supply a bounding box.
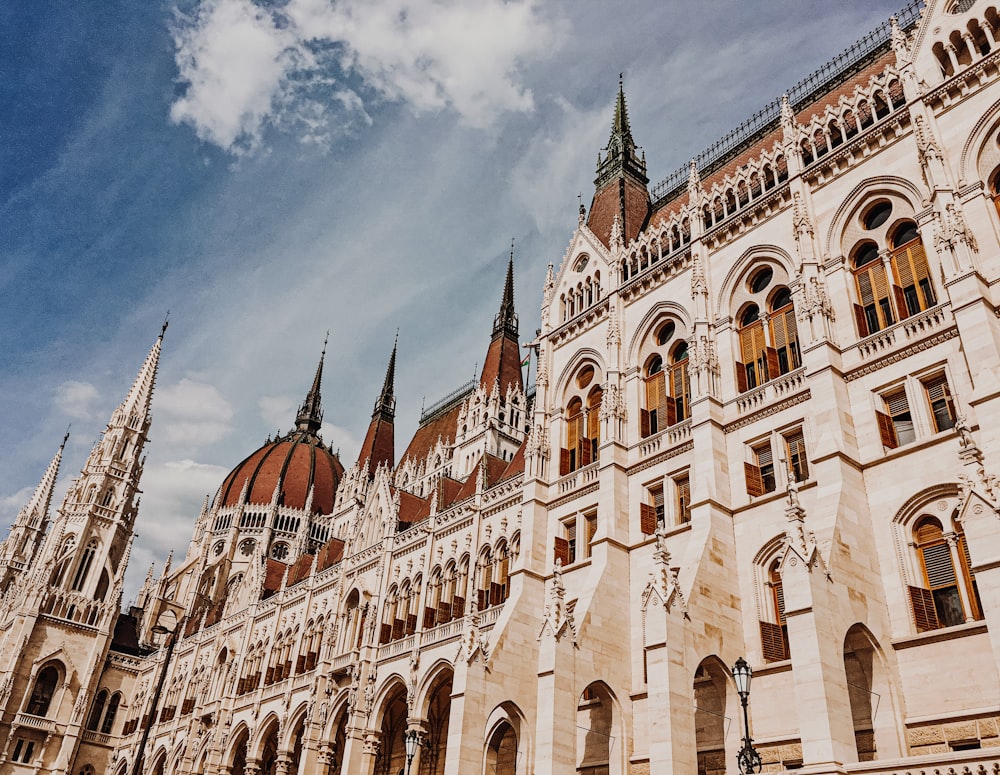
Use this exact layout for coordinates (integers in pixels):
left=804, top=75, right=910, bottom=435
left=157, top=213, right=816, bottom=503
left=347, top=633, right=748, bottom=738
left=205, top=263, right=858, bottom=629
left=436, top=476, right=465, bottom=510
left=317, top=537, right=345, bottom=571
left=216, top=431, right=343, bottom=515
left=588, top=175, right=651, bottom=248
left=499, top=439, right=526, bottom=482
left=357, top=414, right=394, bottom=475
left=400, top=402, right=463, bottom=467
left=394, top=487, right=431, bottom=525
left=262, top=558, right=287, bottom=598
left=480, top=334, right=524, bottom=396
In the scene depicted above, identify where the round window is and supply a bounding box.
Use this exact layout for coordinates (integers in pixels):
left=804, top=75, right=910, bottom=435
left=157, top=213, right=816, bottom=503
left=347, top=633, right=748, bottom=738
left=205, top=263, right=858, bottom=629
left=749, top=267, right=773, bottom=294
left=574, top=255, right=589, bottom=272
left=862, top=200, right=892, bottom=230
left=240, top=539, right=256, bottom=556
left=213, top=541, right=224, bottom=556
left=576, top=365, right=595, bottom=389
left=656, top=321, right=676, bottom=346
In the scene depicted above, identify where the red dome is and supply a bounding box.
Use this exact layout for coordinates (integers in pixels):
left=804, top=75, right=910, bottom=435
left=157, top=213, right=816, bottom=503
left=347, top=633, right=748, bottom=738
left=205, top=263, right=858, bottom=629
left=216, top=431, right=343, bottom=515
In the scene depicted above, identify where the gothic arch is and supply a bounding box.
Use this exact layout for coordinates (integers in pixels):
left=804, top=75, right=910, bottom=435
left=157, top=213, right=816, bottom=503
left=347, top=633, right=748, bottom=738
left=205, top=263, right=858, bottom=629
left=226, top=722, right=251, bottom=770
left=843, top=622, right=906, bottom=760
left=370, top=674, right=408, bottom=729
left=892, top=483, right=960, bottom=527
left=825, top=176, right=926, bottom=258
left=147, top=747, right=168, bottom=775
left=576, top=680, right=627, bottom=775
left=415, top=659, right=455, bottom=718
left=553, top=348, right=606, bottom=403
left=283, top=701, right=311, bottom=749
left=626, top=300, right=693, bottom=365
left=960, top=95, right=1000, bottom=183
left=322, top=693, right=352, bottom=741
left=250, top=712, right=281, bottom=760
left=483, top=701, right=530, bottom=775
left=715, top=245, right=796, bottom=320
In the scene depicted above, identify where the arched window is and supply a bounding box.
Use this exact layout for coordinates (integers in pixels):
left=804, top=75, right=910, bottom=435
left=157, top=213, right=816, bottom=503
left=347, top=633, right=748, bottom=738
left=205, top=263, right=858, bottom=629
left=768, top=288, right=801, bottom=375
left=380, top=586, right=398, bottom=644
left=853, top=241, right=894, bottom=335
left=760, top=560, right=790, bottom=662
left=101, top=692, right=121, bottom=734
left=641, top=322, right=691, bottom=437
left=86, top=690, right=108, bottom=731
left=890, top=221, right=936, bottom=317
left=72, top=540, right=98, bottom=591
left=737, top=304, right=767, bottom=391
left=909, top=517, right=982, bottom=631
left=26, top=664, right=60, bottom=716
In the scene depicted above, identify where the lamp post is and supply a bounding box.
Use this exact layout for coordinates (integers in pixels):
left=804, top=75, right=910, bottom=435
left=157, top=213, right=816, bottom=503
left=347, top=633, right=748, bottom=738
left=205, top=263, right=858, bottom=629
left=404, top=729, right=421, bottom=775
left=131, top=617, right=183, bottom=775
left=731, top=656, right=762, bottom=774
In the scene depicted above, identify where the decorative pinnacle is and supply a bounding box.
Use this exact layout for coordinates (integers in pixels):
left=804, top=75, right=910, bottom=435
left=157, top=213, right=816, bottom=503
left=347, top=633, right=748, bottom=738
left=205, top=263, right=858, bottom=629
left=295, top=336, right=327, bottom=435
left=373, top=334, right=397, bottom=418
left=492, top=245, right=518, bottom=339
left=160, top=311, right=169, bottom=339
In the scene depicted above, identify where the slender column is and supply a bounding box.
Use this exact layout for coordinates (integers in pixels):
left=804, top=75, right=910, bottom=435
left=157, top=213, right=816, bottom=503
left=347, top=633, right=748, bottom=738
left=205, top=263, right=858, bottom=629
left=944, top=532, right=976, bottom=623
left=947, top=44, right=961, bottom=73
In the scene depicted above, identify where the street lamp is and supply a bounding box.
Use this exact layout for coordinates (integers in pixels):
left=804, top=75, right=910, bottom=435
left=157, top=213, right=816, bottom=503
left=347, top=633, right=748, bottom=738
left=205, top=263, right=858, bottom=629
left=131, top=617, right=183, bottom=775
left=404, top=729, right=421, bottom=775
left=731, top=656, right=762, bottom=774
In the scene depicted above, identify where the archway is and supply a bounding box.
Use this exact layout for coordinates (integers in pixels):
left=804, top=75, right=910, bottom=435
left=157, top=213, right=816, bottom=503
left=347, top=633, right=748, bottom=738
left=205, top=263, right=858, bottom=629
left=419, top=672, right=453, bottom=775
left=375, top=685, right=408, bottom=775
left=286, top=715, right=305, bottom=775
left=485, top=721, right=518, bottom=774
left=693, top=658, right=736, bottom=775
left=258, top=717, right=279, bottom=775
left=229, top=726, right=250, bottom=775
left=576, top=681, right=621, bottom=775
left=328, top=704, right=350, bottom=775
left=844, top=624, right=903, bottom=761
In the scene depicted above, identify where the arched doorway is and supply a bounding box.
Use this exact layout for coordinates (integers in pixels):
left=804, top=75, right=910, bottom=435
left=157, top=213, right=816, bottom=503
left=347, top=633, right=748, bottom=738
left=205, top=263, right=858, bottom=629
left=576, top=682, right=620, bottom=775
left=229, top=726, right=250, bottom=775
left=420, top=673, right=452, bottom=775
left=328, top=705, right=350, bottom=775
left=375, top=685, right=408, bottom=775
left=844, top=624, right=903, bottom=761
left=259, top=718, right=279, bottom=775
left=485, top=721, right=518, bottom=775
left=286, top=715, right=305, bottom=775
left=693, top=658, right=736, bottom=775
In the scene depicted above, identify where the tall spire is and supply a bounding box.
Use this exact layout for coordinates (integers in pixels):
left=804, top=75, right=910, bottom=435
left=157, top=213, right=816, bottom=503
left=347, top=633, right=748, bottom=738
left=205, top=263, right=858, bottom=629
left=492, top=241, right=518, bottom=340
left=357, top=338, right=397, bottom=475
left=372, top=331, right=397, bottom=420
left=595, top=74, right=647, bottom=190
left=588, top=76, right=651, bottom=249
left=17, top=432, right=67, bottom=532
left=295, top=334, right=327, bottom=435
left=108, top=324, right=165, bottom=433
left=480, top=251, right=524, bottom=394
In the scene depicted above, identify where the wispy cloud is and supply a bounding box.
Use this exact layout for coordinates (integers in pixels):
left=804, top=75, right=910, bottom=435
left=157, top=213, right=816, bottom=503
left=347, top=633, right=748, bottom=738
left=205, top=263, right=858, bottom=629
left=155, top=377, right=235, bottom=447
left=169, top=0, right=563, bottom=152
left=55, top=380, right=101, bottom=419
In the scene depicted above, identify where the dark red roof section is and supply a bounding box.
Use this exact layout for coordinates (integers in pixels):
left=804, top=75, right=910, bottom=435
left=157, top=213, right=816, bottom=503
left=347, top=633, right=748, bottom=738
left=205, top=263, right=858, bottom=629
left=317, top=537, right=345, bottom=571
left=588, top=175, right=650, bottom=248
left=216, top=433, right=344, bottom=515
left=357, top=415, right=394, bottom=474
left=480, top=335, right=524, bottom=396
left=400, top=402, right=463, bottom=467
left=499, top=439, right=526, bottom=482
left=436, top=476, right=465, bottom=510
left=262, top=558, right=288, bottom=598
left=289, top=554, right=314, bottom=586
left=394, top=487, right=431, bottom=525
left=484, top=453, right=508, bottom=487
left=110, top=612, right=146, bottom=656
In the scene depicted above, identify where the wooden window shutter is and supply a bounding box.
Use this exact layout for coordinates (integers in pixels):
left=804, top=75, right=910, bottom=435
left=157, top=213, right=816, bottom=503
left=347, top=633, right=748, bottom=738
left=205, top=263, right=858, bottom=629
left=875, top=410, right=898, bottom=449
left=295, top=655, right=306, bottom=674
left=406, top=613, right=417, bottom=635
left=424, top=606, right=436, bottom=629
left=924, top=375, right=949, bottom=403
left=785, top=431, right=808, bottom=481
left=921, top=542, right=957, bottom=588
left=770, top=310, right=788, bottom=350
left=853, top=303, right=869, bottom=337
left=379, top=623, right=392, bottom=644
left=745, top=461, right=765, bottom=497
left=676, top=477, right=691, bottom=522
left=736, top=361, right=748, bottom=393
left=765, top=347, right=780, bottom=381
left=958, top=535, right=981, bottom=619
left=760, top=620, right=789, bottom=662
left=640, top=503, right=657, bottom=535
left=559, top=448, right=571, bottom=476
left=892, top=284, right=910, bottom=320
left=640, top=408, right=651, bottom=438
left=554, top=536, right=570, bottom=566
left=452, top=595, right=465, bottom=620
left=580, top=438, right=592, bottom=466
left=908, top=585, right=940, bottom=632
left=663, top=395, right=678, bottom=427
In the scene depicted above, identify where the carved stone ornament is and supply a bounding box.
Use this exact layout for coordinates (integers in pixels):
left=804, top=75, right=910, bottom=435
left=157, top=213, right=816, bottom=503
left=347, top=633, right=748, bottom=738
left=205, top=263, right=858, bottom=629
left=599, top=382, right=626, bottom=422
left=890, top=15, right=911, bottom=61
left=798, top=277, right=834, bottom=322
left=525, top=424, right=549, bottom=459
left=543, top=263, right=555, bottom=306
left=688, top=335, right=719, bottom=377
left=687, top=159, right=701, bottom=200
left=646, top=527, right=689, bottom=616
left=913, top=116, right=941, bottom=162
left=539, top=558, right=577, bottom=644
left=606, top=306, right=621, bottom=348
left=782, top=476, right=830, bottom=578
left=780, top=93, right=796, bottom=138
left=792, top=192, right=813, bottom=238
left=690, top=255, right=708, bottom=298
left=609, top=213, right=624, bottom=250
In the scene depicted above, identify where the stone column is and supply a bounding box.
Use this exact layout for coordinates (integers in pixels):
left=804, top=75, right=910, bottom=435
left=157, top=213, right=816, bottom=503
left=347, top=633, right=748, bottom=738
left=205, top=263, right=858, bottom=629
left=360, top=731, right=381, bottom=775
left=274, top=750, right=293, bottom=775
left=644, top=605, right=697, bottom=774
left=533, top=628, right=577, bottom=774
left=244, top=758, right=263, bottom=775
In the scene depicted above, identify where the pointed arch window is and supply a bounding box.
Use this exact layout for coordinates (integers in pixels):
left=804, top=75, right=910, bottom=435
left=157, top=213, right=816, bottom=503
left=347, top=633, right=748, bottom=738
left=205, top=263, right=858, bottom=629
left=890, top=222, right=935, bottom=317
left=26, top=664, right=60, bottom=716
left=72, top=539, right=98, bottom=591
left=768, top=288, right=801, bottom=374
left=853, top=242, right=894, bottom=336
left=760, top=560, right=790, bottom=662
left=909, top=517, right=982, bottom=631
left=669, top=342, right=691, bottom=423
left=737, top=305, right=768, bottom=391
left=86, top=690, right=108, bottom=731
left=641, top=323, right=690, bottom=437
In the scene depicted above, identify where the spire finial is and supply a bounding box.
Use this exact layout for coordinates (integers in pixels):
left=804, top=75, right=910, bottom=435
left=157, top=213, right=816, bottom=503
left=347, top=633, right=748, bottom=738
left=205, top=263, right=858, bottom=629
left=62, top=425, right=70, bottom=448
left=160, top=311, right=169, bottom=339
left=492, top=245, right=518, bottom=339
left=373, top=334, right=397, bottom=418
left=295, top=337, right=327, bottom=435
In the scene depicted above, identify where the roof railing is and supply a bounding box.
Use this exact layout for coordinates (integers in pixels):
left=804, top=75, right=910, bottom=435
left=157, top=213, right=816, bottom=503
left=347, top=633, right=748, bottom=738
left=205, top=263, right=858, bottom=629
left=419, top=379, right=477, bottom=424
left=650, top=0, right=923, bottom=205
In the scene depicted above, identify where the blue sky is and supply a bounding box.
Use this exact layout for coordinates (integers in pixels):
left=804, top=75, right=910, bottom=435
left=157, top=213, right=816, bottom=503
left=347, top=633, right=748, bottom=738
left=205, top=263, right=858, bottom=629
left=1, top=0, right=909, bottom=600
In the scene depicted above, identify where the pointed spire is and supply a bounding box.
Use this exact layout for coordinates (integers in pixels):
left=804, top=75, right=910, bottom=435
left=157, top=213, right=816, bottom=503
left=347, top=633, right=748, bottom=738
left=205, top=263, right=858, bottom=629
left=295, top=334, right=327, bottom=435
left=595, top=74, right=647, bottom=190
left=109, top=328, right=165, bottom=432
left=15, top=433, right=67, bottom=531
left=373, top=332, right=397, bottom=419
left=492, top=242, right=519, bottom=340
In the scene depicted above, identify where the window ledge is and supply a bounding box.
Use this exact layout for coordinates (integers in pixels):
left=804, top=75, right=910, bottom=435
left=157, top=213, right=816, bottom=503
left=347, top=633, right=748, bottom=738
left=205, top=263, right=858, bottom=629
left=878, top=427, right=958, bottom=461
left=734, top=478, right=817, bottom=514
left=752, top=658, right=793, bottom=676
left=891, top=619, right=987, bottom=650
left=637, top=520, right=692, bottom=547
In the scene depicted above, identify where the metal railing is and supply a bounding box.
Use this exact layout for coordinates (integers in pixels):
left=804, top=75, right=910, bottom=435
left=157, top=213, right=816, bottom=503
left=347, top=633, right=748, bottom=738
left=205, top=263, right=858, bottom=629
left=651, top=0, right=924, bottom=205
left=420, top=380, right=477, bottom=424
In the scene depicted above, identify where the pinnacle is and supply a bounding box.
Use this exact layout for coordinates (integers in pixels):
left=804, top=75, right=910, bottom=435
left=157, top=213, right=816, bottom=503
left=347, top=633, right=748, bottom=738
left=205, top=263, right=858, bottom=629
left=492, top=244, right=519, bottom=340
left=373, top=336, right=397, bottom=419
left=295, top=336, right=327, bottom=435
left=15, top=437, right=66, bottom=529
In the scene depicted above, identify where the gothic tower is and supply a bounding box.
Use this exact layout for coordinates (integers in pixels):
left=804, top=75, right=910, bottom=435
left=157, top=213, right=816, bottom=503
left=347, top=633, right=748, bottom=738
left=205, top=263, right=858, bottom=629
left=0, top=329, right=164, bottom=773
left=587, top=77, right=651, bottom=247
left=357, top=339, right=397, bottom=476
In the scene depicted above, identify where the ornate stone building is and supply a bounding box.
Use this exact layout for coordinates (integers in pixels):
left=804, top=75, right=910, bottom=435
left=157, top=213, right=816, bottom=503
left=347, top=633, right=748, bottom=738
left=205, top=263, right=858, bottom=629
left=5, top=0, right=1000, bottom=773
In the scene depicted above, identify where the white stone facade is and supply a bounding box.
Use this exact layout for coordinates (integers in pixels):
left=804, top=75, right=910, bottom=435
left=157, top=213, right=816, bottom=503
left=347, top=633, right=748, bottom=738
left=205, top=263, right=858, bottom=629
left=4, top=1, right=1000, bottom=774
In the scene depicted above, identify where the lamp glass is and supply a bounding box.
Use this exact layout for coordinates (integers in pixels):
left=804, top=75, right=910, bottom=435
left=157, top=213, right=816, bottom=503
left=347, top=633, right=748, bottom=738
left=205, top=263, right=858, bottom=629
left=405, top=730, right=419, bottom=758
left=732, top=656, right=752, bottom=696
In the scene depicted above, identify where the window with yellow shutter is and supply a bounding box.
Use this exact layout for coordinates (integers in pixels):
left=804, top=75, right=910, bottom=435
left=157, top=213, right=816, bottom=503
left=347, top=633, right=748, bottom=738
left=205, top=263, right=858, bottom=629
left=922, top=373, right=956, bottom=433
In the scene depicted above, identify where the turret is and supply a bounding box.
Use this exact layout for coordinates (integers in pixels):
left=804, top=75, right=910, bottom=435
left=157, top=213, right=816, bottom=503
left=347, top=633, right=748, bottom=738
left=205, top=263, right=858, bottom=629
left=479, top=248, right=524, bottom=396
left=356, top=338, right=397, bottom=475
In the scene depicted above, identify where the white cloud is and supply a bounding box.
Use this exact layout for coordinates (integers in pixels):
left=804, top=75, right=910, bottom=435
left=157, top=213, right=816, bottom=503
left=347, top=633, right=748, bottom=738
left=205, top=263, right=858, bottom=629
left=0, top=486, right=33, bottom=534
left=258, top=394, right=297, bottom=432
left=55, top=380, right=101, bottom=419
left=169, top=0, right=562, bottom=151
left=155, top=377, right=234, bottom=446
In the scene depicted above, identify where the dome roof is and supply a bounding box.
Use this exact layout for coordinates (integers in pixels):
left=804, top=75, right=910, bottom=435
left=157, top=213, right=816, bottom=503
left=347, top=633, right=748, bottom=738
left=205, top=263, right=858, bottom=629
left=216, top=430, right=343, bottom=515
